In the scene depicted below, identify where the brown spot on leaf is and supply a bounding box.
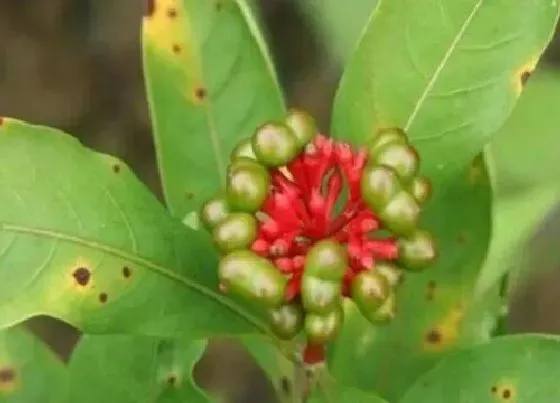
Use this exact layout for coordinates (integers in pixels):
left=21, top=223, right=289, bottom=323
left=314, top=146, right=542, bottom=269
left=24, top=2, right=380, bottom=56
left=167, top=7, right=177, bottom=18
left=425, top=281, right=436, bottom=301
left=520, top=71, right=532, bottom=86
left=0, top=117, right=4, bottom=126
left=502, top=388, right=512, bottom=399
left=425, top=329, right=442, bottom=344
left=112, top=164, right=121, bottom=174
left=122, top=266, right=132, bottom=278
left=166, top=374, right=177, bottom=386
left=514, top=57, right=538, bottom=95
left=99, top=293, right=108, bottom=303
left=144, top=0, right=155, bottom=17
left=72, top=267, right=91, bottom=286
left=194, top=87, right=207, bottom=101
left=423, top=303, right=465, bottom=352
left=172, top=44, right=182, bottom=54
left=491, top=386, right=497, bottom=394
left=0, top=368, right=15, bottom=384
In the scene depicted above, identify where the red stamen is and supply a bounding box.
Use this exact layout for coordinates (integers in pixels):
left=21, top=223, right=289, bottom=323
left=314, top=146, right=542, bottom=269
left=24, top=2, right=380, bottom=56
left=303, top=342, right=325, bottom=365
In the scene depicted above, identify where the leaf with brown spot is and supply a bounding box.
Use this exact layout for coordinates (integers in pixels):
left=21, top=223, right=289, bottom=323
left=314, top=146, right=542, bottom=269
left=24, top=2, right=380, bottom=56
left=0, top=119, right=273, bottom=341
left=142, top=0, right=285, bottom=219
left=0, top=326, right=66, bottom=400
left=399, top=335, right=560, bottom=402
left=328, top=155, right=496, bottom=401
left=64, top=335, right=213, bottom=403
left=332, top=0, right=560, bottom=182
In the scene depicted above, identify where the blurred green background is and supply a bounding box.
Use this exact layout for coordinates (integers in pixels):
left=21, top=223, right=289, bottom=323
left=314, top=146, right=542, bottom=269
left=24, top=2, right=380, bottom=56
left=0, top=0, right=558, bottom=402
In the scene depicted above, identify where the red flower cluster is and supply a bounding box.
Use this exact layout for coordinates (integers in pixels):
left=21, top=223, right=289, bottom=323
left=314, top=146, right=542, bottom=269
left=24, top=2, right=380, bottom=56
left=250, top=134, right=399, bottom=305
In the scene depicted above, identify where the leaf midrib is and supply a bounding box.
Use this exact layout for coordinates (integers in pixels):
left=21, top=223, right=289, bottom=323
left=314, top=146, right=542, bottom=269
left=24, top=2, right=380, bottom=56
left=0, top=222, right=269, bottom=335
left=404, top=0, right=484, bottom=131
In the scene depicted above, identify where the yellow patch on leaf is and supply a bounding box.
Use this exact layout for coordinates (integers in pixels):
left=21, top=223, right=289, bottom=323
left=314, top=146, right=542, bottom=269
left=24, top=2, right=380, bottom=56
left=423, top=303, right=465, bottom=352
left=513, top=56, right=539, bottom=96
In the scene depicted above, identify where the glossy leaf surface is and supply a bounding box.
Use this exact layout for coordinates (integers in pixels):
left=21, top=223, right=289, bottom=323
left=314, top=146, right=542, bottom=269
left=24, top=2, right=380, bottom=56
left=399, top=335, right=560, bottom=402
left=64, top=335, right=212, bottom=403
left=143, top=0, right=285, bottom=219
left=0, top=118, right=269, bottom=339
left=328, top=156, right=494, bottom=401
left=0, top=326, right=65, bottom=403
left=332, top=0, right=560, bottom=180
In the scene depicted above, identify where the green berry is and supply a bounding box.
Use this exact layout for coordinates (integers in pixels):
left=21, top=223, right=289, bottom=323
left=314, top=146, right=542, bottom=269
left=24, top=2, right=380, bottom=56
left=252, top=122, right=299, bottom=167
left=379, top=190, right=420, bottom=236
left=219, top=250, right=287, bottom=308
left=361, top=165, right=401, bottom=212
left=304, top=239, right=347, bottom=281
left=398, top=230, right=437, bottom=270
left=268, top=302, right=304, bottom=340
left=409, top=176, right=432, bottom=204
left=200, top=197, right=229, bottom=231
left=368, top=127, right=407, bottom=157
left=351, top=270, right=390, bottom=323
left=230, top=138, right=257, bottom=161
left=285, top=108, right=317, bottom=149
left=213, top=212, right=257, bottom=253
left=373, top=143, right=419, bottom=183
left=375, top=262, right=404, bottom=288
left=227, top=161, right=270, bottom=212
left=301, top=276, right=342, bottom=314
left=304, top=303, right=344, bottom=344
left=367, top=292, right=396, bottom=324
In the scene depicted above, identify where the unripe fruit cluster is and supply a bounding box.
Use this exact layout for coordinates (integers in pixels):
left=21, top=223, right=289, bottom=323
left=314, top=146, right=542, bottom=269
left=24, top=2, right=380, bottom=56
left=201, top=109, right=436, bottom=348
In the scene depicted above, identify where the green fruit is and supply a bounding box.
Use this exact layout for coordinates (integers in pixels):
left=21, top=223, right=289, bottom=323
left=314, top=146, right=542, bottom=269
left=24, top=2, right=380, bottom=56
left=379, top=191, right=420, bottom=236
left=219, top=250, right=287, bottom=308
left=200, top=197, right=229, bottom=230
left=367, top=292, right=396, bottom=324
left=227, top=162, right=270, bottom=212
left=361, top=165, right=401, bottom=211
left=373, top=143, right=419, bottom=183
left=304, top=239, right=348, bottom=281
left=268, top=302, right=304, bottom=340
left=304, top=304, right=344, bottom=344
left=375, top=262, right=403, bottom=287
left=285, top=108, right=317, bottom=149
left=301, top=276, right=342, bottom=314
left=409, top=176, right=432, bottom=204
left=398, top=230, right=437, bottom=270
left=368, top=127, right=407, bottom=157
left=252, top=122, right=299, bottom=167
left=213, top=212, right=257, bottom=253
left=230, top=138, right=257, bottom=161
left=351, top=270, right=390, bottom=322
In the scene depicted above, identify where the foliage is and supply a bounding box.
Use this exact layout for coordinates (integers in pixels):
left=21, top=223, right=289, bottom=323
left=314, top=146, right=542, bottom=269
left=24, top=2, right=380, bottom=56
left=0, top=0, right=559, bottom=402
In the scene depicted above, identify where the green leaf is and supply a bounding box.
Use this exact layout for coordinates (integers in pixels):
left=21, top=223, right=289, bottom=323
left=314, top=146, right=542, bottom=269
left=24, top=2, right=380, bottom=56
left=0, top=326, right=65, bottom=402
left=399, top=334, right=560, bottom=402
left=301, top=0, right=376, bottom=62
left=142, top=0, right=285, bottom=219
left=490, top=68, right=560, bottom=190
left=239, top=337, right=298, bottom=403
left=332, top=0, right=560, bottom=181
left=0, top=118, right=270, bottom=339
left=328, top=156, right=494, bottom=401
left=308, top=377, right=388, bottom=403
left=63, top=335, right=212, bottom=403
left=475, top=184, right=559, bottom=297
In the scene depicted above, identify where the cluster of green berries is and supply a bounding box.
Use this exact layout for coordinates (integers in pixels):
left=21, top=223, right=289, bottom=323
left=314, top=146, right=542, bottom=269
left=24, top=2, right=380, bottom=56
left=201, top=109, right=436, bottom=362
